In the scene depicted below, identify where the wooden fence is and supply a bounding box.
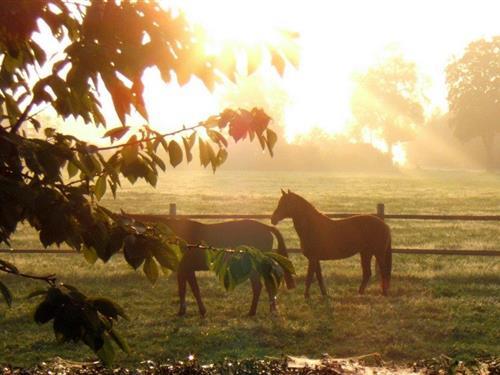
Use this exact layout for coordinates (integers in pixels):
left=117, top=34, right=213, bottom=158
left=2, top=202, right=499, bottom=256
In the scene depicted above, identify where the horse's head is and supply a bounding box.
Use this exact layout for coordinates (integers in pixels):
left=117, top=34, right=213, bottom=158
left=271, top=189, right=293, bottom=225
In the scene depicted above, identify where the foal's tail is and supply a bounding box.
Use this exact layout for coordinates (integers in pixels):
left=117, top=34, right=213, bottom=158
left=268, top=226, right=296, bottom=289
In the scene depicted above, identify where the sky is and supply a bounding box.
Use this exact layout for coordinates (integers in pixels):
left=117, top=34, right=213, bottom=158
left=36, top=0, right=500, bottom=153
left=145, top=0, right=500, bottom=141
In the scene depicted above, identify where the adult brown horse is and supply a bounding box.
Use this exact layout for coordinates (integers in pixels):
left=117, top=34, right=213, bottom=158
left=270, top=190, right=392, bottom=297
left=131, top=216, right=295, bottom=316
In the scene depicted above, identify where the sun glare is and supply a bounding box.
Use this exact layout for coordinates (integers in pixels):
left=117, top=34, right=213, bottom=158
left=142, top=0, right=500, bottom=166
left=178, top=0, right=280, bottom=47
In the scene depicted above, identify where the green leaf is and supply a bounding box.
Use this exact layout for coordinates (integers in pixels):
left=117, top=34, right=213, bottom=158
left=182, top=136, right=193, bottom=163
left=44, top=128, right=56, bottom=138
left=207, top=129, right=228, bottom=147
left=26, top=289, right=48, bottom=299
left=168, top=140, right=183, bottom=167
left=5, top=95, right=21, bottom=123
left=103, top=126, right=130, bottom=142
left=95, top=175, right=107, bottom=201
left=143, top=257, right=159, bottom=284
left=67, top=160, right=79, bottom=178
left=90, top=298, right=128, bottom=320
left=82, top=246, right=98, bottom=265
left=123, top=235, right=145, bottom=269
left=198, top=139, right=210, bottom=167
left=228, top=254, right=253, bottom=286
left=34, top=300, right=57, bottom=324
left=0, top=259, right=18, bottom=274
left=223, top=265, right=236, bottom=291
left=266, top=128, right=278, bottom=155
left=160, top=137, right=169, bottom=154
left=121, top=135, right=139, bottom=164
left=149, top=152, right=166, bottom=171
left=96, top=334, right=116, bottom=366
left=216, top=148, right=228, bottom=166
left=152, top=244, right=180, bottom=271
left=265, top=252, right=296, bottom=275
left=109, top=328, right=130, bottom=353
left=271, top=49, right=286, bottom=76
left=0, top=281, right=13, bottom=307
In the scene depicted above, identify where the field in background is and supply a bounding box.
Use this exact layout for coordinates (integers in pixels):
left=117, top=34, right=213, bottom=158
left=1, top=170, right=499, bottom=366
left=4, top=169, right=500, bottom=251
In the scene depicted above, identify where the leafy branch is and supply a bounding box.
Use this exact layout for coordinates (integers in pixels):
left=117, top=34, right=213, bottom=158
left=0, top=258, right=129, bottom=365
left=0, top=260, right=56, bottom=287
left=0, top=0, right=298, bottom=366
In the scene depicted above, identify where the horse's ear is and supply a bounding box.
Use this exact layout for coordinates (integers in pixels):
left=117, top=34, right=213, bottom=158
left=288, top=189, right=292, bottom=194
left=281, top=188, right=286, bottom=196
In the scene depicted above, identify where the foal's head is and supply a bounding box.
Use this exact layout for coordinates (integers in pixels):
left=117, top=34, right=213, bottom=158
left=271, top=189, right=295, bottom=225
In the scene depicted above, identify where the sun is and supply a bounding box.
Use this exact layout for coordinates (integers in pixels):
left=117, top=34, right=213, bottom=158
left=147, top=0, right=500, bottom=167
left=169, top=0, right=287, bottom=49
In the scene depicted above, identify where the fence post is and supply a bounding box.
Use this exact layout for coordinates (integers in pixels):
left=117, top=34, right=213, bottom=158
left=169, top=203, right=177, bottom=217
left=377, top=203, right=385, bottom=220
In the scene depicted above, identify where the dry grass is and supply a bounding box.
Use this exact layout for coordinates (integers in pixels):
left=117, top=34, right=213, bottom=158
left=1, top=170, right=499, bottom=367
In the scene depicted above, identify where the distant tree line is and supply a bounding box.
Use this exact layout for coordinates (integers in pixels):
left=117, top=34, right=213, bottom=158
left=348, top=37, right=499, bottom=170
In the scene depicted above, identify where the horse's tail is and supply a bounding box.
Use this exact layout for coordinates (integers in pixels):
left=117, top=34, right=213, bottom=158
left=268, top=226, right=296, bottom=289
left=381, top=228, right=392, bottom=295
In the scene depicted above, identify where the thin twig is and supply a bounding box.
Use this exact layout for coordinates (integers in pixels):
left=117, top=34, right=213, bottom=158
left=87, top=122, right=202, bottom=152
left=0, top=265, right=57, bottom=286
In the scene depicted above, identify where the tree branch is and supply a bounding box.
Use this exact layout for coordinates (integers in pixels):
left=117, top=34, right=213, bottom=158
left=10, top=99, right=35, bottom=134
left=86, top=122, right=204, bottom=152
left=0, top=264, right=57, bottom=286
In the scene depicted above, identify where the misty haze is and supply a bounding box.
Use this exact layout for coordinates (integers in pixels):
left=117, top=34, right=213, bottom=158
left=0, top=0, right=499, bottom=373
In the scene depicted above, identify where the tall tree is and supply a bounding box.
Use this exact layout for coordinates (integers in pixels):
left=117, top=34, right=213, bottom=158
left=0, top=0, right=297, bottom=363
left=446, top=36, right=500, bottom=168
left=350, top=54, right=426, bottom=158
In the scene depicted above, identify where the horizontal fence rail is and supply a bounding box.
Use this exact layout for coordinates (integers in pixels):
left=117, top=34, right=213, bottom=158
left=2, top=248, right=500, bottom=256
left=129, top=213, right=500, bottom=221
left=2, top=203, right=499, bottom=256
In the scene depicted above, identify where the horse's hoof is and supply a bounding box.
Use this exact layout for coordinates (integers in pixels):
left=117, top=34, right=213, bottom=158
left=177, top=310, right=186, bottom=317
left=199, top=308, right=207, bottom=317
left=304, top=294, right=310, bottom=300
left=247, top=311, right=257, bottom=317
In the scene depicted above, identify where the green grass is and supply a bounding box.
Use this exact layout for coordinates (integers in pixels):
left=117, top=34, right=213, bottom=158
left=1, top=170, right=499, bottom=366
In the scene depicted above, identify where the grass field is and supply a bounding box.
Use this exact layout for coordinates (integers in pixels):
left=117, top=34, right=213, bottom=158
left=1, top=170, right=499, bottom=367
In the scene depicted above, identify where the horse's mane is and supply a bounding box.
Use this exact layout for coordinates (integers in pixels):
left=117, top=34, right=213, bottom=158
left=290, top=192, right=323, bottom=216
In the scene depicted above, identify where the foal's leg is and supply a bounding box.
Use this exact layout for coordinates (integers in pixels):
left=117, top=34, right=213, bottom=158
left=186, top=271, right=206, bottom=317
left=358, top=253, right=372, bottom=294
left=177, top=271, right=188, bottom=316
left=304, top=260, right=316, bottom=299
left=315, top=260, right=328, bottom=296
left=248, top=274, right=262, bottom=316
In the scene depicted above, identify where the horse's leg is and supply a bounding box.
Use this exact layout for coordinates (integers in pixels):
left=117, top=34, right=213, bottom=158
left=358, top=252, right=372, bottom=294
left=315, top=260, right=328, bottom=297
left=265, top=281, right=278, bottom=315
left=248, top=274, right=262, bottom=316
left=375, top=249, right=391, bottom=296
left=177, top=271, right=188, bottom=316
left=304, top=260, right=316, bottom=299
left=186, top=270, right=206, bottom=317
